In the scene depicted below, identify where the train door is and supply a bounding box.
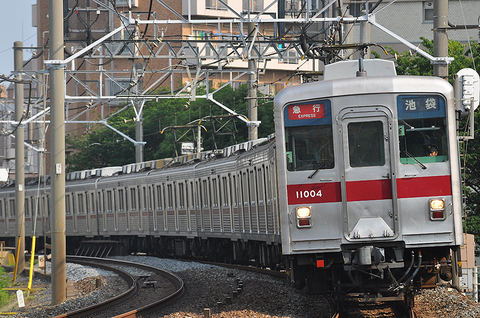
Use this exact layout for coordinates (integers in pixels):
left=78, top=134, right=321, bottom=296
left=340, top=107, right=398, bottom=241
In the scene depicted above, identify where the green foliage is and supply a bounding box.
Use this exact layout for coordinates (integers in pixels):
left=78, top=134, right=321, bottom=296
left=66, top=84, right=275, bottom=171
left=0, top=267, right=12, bottom=307
left=389, top=37, right=480, bottom=234
left=461, top=111, right=480, bottom=218
left=387, top=37, right=479, bottom=81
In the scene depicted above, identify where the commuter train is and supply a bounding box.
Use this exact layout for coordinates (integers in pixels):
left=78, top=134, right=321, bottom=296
left=0, top=59, right=465, bottom=302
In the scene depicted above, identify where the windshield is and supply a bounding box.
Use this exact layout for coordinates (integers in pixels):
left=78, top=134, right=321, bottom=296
left=284, top=100, right=334, bottom=171
left=397, top=95, right=448, bottom=164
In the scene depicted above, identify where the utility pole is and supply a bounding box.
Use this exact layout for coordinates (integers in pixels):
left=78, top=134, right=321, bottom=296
left=247, top=22, right=258, bottom=141
left=433, top=0, right=449, bottom=79
left=49, top=0, right=66, bottom=305
left=14, top=41, right=25, bottom=275
left=135, top=101, right=144, bottom=163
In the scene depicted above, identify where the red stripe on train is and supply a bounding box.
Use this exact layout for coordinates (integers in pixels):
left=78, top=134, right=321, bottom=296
left=396, top=175, right=452, bottom=198
left=287, top=176, right=452, bottom=205
left=346, top=179, right=392, bottom=201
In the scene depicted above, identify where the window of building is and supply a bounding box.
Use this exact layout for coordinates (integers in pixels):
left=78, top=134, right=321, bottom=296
left=206, top=0, right=227, bottom=10
left=423, top=2, right=434, bottom=22
left=243, top=0, right=264, bottom=12
left=115, top=0, right=139, bottom=8
left=349, top=2, right=372, bottom=17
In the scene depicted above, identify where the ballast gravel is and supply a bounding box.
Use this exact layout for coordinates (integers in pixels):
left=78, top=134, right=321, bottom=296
left=2, top=256, right=480, bottom=318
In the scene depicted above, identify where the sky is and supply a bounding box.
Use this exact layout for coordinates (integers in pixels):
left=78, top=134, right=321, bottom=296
left=0, top=0, right=37, bottom=76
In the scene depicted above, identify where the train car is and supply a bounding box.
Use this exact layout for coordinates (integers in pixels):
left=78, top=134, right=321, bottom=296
left=274, top=59, right=463, bottom=301
left=0, top=58, right=469, bottom=305
left=0, top=137, right=282, bottom=267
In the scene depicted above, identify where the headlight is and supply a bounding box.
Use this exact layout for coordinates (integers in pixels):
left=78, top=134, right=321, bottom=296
left=296, top=207, right=311, bottom=218
left=296, top=207, right=312, bottom=228
left=429, top=198, right=445, bottom=220
left=430, top=199, right=444, bottom=211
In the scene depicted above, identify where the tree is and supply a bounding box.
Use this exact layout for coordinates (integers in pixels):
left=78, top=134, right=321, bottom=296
left=389, top=38, right=480, bottom=239
left=66, top=84, right=275, bottom=171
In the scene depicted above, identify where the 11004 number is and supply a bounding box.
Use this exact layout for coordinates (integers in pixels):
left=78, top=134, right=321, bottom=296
left=295, top=190, right=322, bottom=199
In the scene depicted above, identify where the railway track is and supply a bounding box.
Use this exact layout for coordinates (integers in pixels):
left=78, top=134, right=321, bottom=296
left=52, top=256, right=184, bottom=318
left=328, top=296, right=416, bottom=318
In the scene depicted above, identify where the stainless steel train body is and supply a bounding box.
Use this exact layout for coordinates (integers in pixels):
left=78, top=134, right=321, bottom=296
left=274, top=60, right=463, bottom=297
left=0, top=138, right=283, bottom=267
left=0, top=59, right=464, bottom=299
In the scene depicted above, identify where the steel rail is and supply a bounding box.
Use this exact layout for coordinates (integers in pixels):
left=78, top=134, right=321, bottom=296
left=51, top=256, right=184, bottom=318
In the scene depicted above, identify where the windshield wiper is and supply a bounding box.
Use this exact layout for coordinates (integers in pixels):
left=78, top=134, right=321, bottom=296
left=308, top=161, right=326, bottom=179
left=403, top=151, right=427, bottom=170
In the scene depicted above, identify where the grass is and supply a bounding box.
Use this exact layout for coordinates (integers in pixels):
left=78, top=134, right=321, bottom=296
left=0, top=266, right=13, bottom=307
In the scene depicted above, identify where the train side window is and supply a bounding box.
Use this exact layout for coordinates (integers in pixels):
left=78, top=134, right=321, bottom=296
left=107, top=190, right=113, bottom=212
left=200, top=180, right=206, bottom=208
left=65, top=195, right=71, bottom=215
left=397, top=95, right=448, bottom=164
left=118, top=189, right=124, bottom=211
left=97, top=192, right=102, bottom=213
left=212, top=178, right=218, bottom=208
left=179, top=183, right=185, bottom=209
left=190, top=182, right=195, bottom=209
left=284, top=100, right=334, bottom=171
left=78, top=193, right=84, bottom=214
left=231, top=175, right=237, bottom=207
left=167, top=184, right=173, bottom=209
left=348, top=121, right=385, bottom=167
left=72, top=194, right=77, bottom=215
left=222, top=176, right=229, bottom=207
left=130, top=188, right=137, bottom=211
left=249, top=170, right=256, bottom=205
left=25, top=198, right=30, bottom=217
left=156, top=185, right=163, bottom=210
left=148, top=186, right=154, bottom=211
left=90, top=193, right=96, bottom=214
left=9, top=199, right=15, bottom=217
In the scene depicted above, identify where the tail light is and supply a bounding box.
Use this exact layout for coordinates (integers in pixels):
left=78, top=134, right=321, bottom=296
left=429, top=198, right=445, bottom=220
left=296, top=207, right=312, bottom=228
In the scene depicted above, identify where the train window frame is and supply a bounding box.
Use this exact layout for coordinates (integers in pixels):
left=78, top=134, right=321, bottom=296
left=25, top=198, right=30, bottom=218
left=130, top=187, right=137, bottom=211
left=179, top=182, right=185, bottom=209
left=283, top=100, right=334, bottom=172
left=9, top=199, right=15, bottom=217
left=118, top=189, right=125, bottom=212
left=72, top=193, right=77, bottom=215
left=142, top=186, right=148, bottom=211
left=347, top=121, right=386, bottom=168
left=155, top=184, right=163, bottom=211
left=106, top=190, right=113, bottom=213
left=222, top=176, right=229, bottom=207
left=0, top=199, right=3, bottom=219
left=65, top=194, right=71, bottom=215
left=78, top=193, right=84, bottom=214
left=212, top=178, right=219, bottom=208
left=397, top=95, right=448, bottom=165
left=167, top=183, right=174, bottom=209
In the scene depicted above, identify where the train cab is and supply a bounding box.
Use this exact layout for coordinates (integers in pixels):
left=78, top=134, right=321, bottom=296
left=274, top=59, right=464, bottom=298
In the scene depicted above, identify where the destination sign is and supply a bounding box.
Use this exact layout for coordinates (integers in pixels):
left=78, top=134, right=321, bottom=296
left=288, top=103, right=326, bottom=120
left=400, top=96, right=440, bottom=113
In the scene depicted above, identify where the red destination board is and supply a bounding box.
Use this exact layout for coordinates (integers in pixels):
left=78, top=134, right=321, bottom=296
left=288, top=103, right=325, bottom=120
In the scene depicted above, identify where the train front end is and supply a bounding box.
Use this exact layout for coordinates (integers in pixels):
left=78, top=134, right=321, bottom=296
left=274, top=60, right=463, bottom=300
